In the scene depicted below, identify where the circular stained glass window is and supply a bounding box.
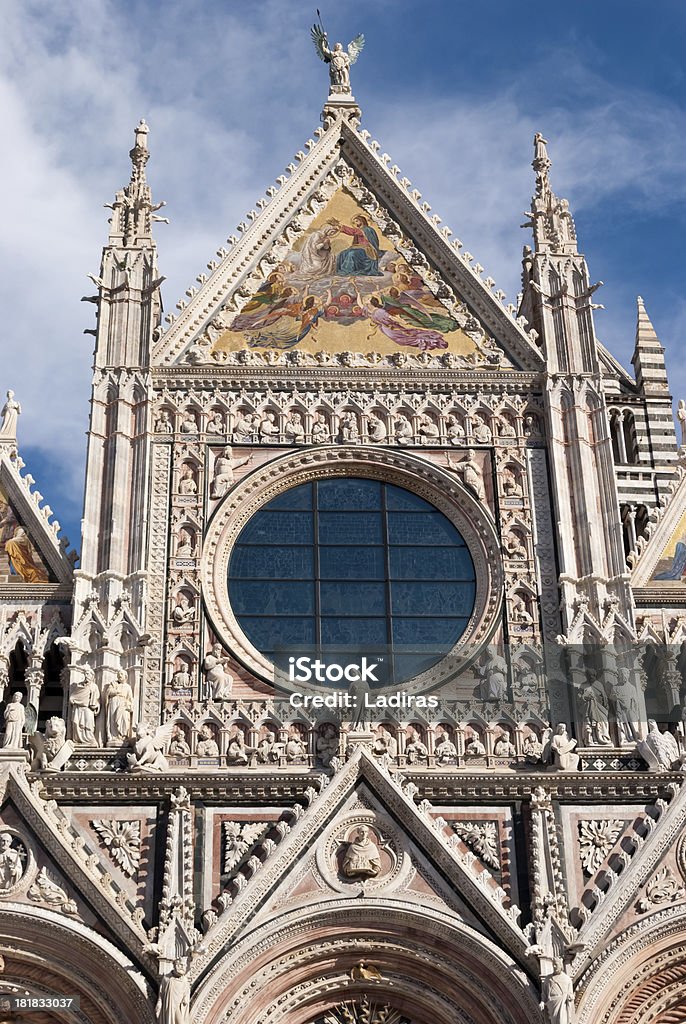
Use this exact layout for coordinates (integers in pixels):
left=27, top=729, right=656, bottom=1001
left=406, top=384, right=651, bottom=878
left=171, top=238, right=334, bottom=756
left=228, top=478, right=476, bottom=684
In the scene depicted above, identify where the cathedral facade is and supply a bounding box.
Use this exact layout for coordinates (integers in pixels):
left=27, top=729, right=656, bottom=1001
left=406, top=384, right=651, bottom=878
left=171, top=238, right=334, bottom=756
left=1, top=50, right=686, bottom=1024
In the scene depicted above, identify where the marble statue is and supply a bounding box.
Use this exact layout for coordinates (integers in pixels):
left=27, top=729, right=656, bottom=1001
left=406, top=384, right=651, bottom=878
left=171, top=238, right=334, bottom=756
left=549, top=724, right=579, bottom=771
left=2, top=692, right=25, bottom=749
left=511, top=592, right=534, bottom=627
left=127, top=722, right=171, bottom=773
left=211, top=446, right=253, bottom=499
left=465, top=734, right=486, bottom=756
left=178, top=464, right=197, bottom=496
left=504, top=532, right=527, bottom=559
left=494, top=730, right=516, bottom=757
left=372, top=725, right=397, bottom=762
left=342, top=825, right=381, bottom=879
left=259, top=412, right=278, bottom=441
left=170, top=659, right=192, bottom=689
left=33, top=717, right=73, bottom=771
left=580, top=674, right=612, bottom=746
left=446, top=415, right=465, bottom=444
left=316, top=724, right=338, bottom=767
left=477, top=649, right=508, bottom=701
left=168, top=725, right=191, bottom=757
left=502, top=466, right=523, bottom=497
left=610, top=669, right=639, bottom=746
left=154, top=410, right=173, bottom=433
left=179, top=411, right=197, bottom=434
left=285, top=728, right=308, bottom=762
left=0, top=391, right=21, bottom=437
left=311, top=412, right=331, bottom=443
left=256, top=730, right=281, bottom=764
left=172, top=593, right=195, bottom=626
left=233, top=412, right=259, bottom=443
left=196, top=725, right=219, bottom=757
left=0, top=833, right=24, bottom=890
left=418, top=414, right=439, bottom=443
left=156, top=960, right=191, bottom=1024
left=498, top=417, right=516, bottom=438
left=285, top=411, right=305, bottom=443
left=638, top=720, right=681, bottom=772
left=540, top=960, right=576, bottom=1024
left=405, top=727, right=428, bottom=764
left=394, top=414, right=413, bottom=445
left=678, top=399, right=686, bottom=447
left=104, top=670, right=134, bottom=745
left=311, top=25, right=365, bottom=95
left=226, top=726, right=249, bottom=766
left=202, top=643, right=233, bottom=701
left=207, top=411, right=225, bottom=435
left=523, top=732, right=544, bottom=763
left=367, top=414, right=387, bottom=442
left=338, top=412, right=358, bottom=442
left=471, top=414, right=492, bottom=444
left=447, top=451, right=485, bottom=500
left=434, top=729, right=458, bottom=764
left=69, top=669, right=100, bottom=745
left=175, top=528, right=195, bottom=558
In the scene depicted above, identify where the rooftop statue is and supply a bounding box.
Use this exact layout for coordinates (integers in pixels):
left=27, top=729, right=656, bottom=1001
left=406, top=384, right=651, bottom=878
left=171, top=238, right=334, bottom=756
left=311, top=22, right=364, bottom=96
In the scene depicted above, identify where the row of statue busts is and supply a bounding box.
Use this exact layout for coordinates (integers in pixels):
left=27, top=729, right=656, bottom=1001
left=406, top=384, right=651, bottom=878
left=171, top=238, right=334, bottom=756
left=166, top=720, right=338, bottom=767
left=154, top=405, right=544, bottom=447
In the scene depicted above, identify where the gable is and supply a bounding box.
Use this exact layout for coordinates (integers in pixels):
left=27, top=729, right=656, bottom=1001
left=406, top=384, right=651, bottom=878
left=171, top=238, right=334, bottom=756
left=630, top=471, right=686, bottom=590
left=154, top=115, right=543, bottom=372
left=0, top=481, right=52, bottom=583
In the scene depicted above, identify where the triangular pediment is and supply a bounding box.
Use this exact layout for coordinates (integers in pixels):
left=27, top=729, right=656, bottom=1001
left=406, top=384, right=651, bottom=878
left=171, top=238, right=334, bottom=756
left=190, top=747, right=528, bottom=983
left=154, top=115, right=544, bottom=373
left=0, top=454, right=75, bottom=586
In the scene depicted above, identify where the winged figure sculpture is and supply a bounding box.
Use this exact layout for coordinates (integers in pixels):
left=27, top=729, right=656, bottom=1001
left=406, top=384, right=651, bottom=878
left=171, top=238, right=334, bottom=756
left=311, top=25, right=365, bottom=95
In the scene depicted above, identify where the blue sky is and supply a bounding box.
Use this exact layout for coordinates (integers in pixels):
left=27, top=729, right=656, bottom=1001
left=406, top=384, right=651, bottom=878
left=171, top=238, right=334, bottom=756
left=1, top=0, right=684, bottom=554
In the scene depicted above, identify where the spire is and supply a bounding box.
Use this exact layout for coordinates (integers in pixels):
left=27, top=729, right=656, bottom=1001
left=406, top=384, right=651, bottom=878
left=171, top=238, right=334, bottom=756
left=526, top=133, right=578, bottom=255
left=632, top=296, right=670, bottom=394
left=105, top=119, right=168, bottom=247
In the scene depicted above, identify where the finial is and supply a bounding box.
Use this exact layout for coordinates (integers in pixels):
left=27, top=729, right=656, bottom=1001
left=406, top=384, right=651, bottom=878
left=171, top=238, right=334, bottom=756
left=532, top=132, right=551, bottom=196
left=311, top=21, right=365, bottom=101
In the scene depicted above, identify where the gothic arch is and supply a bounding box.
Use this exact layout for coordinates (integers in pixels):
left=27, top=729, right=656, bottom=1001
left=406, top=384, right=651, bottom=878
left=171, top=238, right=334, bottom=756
left=0, top=906, right=154, bottom=1024
left=191, top=902, right=542, bottom=1024
left=576, top=911, right=686, bottom=1024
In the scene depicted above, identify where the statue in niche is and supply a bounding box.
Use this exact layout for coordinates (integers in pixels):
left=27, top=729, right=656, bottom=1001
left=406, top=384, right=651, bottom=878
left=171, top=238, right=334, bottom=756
left=465, top=732, right=486, bottom=756
left=206, top=411, right=225, bottom=435
left=494, top=729, right=516, bottom=756
left=511, top=592, right=534, bottom=627
left=2, top=692, right=25, bottom=750
left=311, top=25, right=364, bottom=95
left=210, top=446, right=253, bottom=499
left=69, top=668, right=100, bottom=745
left=504, top=531, right=527, bottom=560
left=418, top=414, right=439, bottom=443
left=678, top=399, right=686, bottom=448
left=172, top=592, right=195, bottom=626
left=126, top=722, right=171, bottom=773
left=446, top=414, right=465, bottom=444
left=196, top=724, right=219, bottom=757
left=610, top=669, right=639, bottom=746
left=372, top=725, right=397, bottom=762
left=549, top=724, right=579, bottom=771
left=523, top=413, right=542, bottom=437
left=156, top=959, right=191, bottom=1024
left=498, top=416, right=516, bottom=438
left=476, top=649, right=508, bottom=701
left=338, top=412, right=358, bottom=442
left=0, top=390, right=21, bottom=438
left=0, top=833, right=24, bottom=890
left=342, top=825, right=381, bottom=880
left=256, top=730, right=281, bottom=764
left=175, top=528, right=195, bottom=558
left=104, top=669, right=134, bottom=745
left=522, top=731, right=544, bottom=763
left=259, top=412, right=278, bottom=441
left=471, top=414, right=492, bottom=444
left=178, top=464, right=197, bottom=496
left=434, top=728, right=458, bottom=764
left=227, top=726, right=249, bottom=766
left=405, top=726, right=428, bottom=764
left=446, top=451, right=485, bottom=501
left=316, top=723, right=339, bottom=767
left=168, top=725, right=191, bottom=757
left=311, top=412, right=331, bottom=443
left=579, top=674, right=612, bottom=746
left=233, top=411, right=259, bottom=443
left=202, top=643, right=233, bottom=701
left=285, top=728, right=308, bottom=762
left=540, top=959, right=576, bottom=1024
left=154, top=410, right=173, bottom=433
left=393, top=414, right=413, bottom=445
left=170, top=658, right=192, bottom=689
left=367, top=413, right=387, bottom=442
left=502, top=465, right=523, bottom=497
left=179, top=411, right=197, bottom=434
left=285, top=411, right=305, bottom=443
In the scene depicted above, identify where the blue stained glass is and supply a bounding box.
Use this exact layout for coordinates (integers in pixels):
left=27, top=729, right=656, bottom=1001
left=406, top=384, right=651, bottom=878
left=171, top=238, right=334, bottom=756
left=228, top=478, right=477, bottom=683
left=319, top=546, right=385, bottom=579
left=232, top=581, right=314, bottom=615
left=320, top=582, right=387, bottom=616
left=317, top=478, right=381, bottom=510
left=318, top=512, right=383, bottom=545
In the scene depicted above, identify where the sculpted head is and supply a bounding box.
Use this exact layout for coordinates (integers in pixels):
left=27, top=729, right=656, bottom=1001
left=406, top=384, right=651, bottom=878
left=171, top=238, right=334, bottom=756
left=0, top=834, right=12, bottom=851
left=9, top=692, right=22, bottom=704
left=45, top=717, right=66, bottom=740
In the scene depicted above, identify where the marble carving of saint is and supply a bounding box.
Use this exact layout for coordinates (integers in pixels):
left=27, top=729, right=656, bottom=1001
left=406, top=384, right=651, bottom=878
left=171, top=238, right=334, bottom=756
left=0, top=833, right=24, bottom=890
left=342, top=825, right=381, bottom=879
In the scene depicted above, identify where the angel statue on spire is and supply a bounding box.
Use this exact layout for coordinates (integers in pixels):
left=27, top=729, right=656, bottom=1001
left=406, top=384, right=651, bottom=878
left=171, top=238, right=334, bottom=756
left=311, top=23, right=364, bottom=95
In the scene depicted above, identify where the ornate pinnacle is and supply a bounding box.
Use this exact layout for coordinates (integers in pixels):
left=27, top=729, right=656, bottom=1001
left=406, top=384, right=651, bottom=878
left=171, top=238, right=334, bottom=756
left=532, top=132, right=551, bottom=197
left=104, top=119, right=167, bottom=246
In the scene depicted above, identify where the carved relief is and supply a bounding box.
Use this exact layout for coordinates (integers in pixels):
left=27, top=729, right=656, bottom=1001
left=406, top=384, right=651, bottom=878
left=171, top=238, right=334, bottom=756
left=450, top=821, right=500, bottom=871
left=577, top=819, right=623, bottom=875
left=91, top=819, right=141, bottom=876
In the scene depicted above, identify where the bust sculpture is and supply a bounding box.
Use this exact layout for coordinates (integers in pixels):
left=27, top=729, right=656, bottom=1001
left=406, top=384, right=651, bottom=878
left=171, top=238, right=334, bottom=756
left=342, top=825, right=381, bottom=879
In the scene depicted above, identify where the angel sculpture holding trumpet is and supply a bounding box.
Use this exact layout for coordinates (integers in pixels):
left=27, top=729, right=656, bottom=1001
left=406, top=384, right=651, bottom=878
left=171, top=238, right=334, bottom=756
left=311, top=24, right=365, bottom=95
